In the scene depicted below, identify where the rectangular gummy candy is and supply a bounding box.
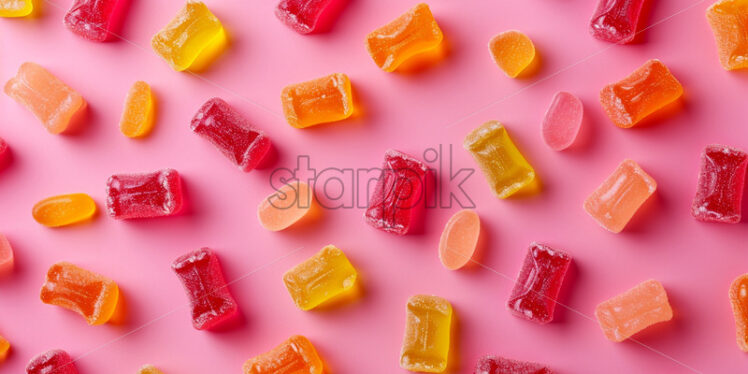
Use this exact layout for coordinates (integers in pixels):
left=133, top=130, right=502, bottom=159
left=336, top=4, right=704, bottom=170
left=464, top=121, right=535, bottom=199
left=243, top=335, right=323, bottom=374
left=40, top=262, right=119, bottom=325
left=4, top=62, right=86, bottom=134
left=191, top=97, right=271, bottom=171
left=281, top=73, right=353, bottom=128
left=595, top=279, right=673, bottom=342
left=172, top=248, right=238, bottom=330
left=26, top=350, right=78, bottom=374
left=691, top=144, right=748, bottom=223
left=364, top=149, right=429, bottom=235
left=474, top=355, right=552, bottom=374
left=64, top=0, right=120, bottom=42
left=600, top=59, right=683, bottom=128
left=366, top=3, right=443, bottom=72
left=106, top=169, right=183, bottom=219
left=0, top=0, right=32, bottom=17
left=730, top=274, right=748, bottom=351
left=152, top=1, right=224, bottom=71
left=589, top=0, right=646, bottom=44
left=275, top=0, right=332, bottom=34
left=400, top=295, right=452, bottom=373
left=507, top=243, right=571, bottom=324
left=707, top=0, right=748, bottom=70
left=584, top=159, right=656, bottom=233
left=283, top=245, right=357, bottom=310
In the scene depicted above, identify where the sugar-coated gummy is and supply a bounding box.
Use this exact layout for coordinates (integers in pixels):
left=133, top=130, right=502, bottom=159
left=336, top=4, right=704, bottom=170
left=64, top=0, right=120, bottom=42
left=589, top=0, right=646, bottom=44
left=120, top=81, right=154, bottom=138
left=474, top=355, right=552, bottom=374
left=0, top=234, right=12, bottom=275
left=243, top=335, right=324, bottom=374
left=438, top=209, right=480, bottom=270
left=281, top=73, right=354, bottom=128
left=40, top=262, right=120, bottom=325
left=32, top=193, right=97, bottom=227
left=691, top=144, right=748, bottom=223
left=151, top=1, right=224, bottom=71
left=138, top=364, right=164, bottom=374
left=26, top=350, right=78, bottom=374
left=400, top=295, right=452, bottom=372
left=542, top=92, right=584, bottom=151
left=706, top=0, right=748, bottom=71
left=0, top=0, right=32, bottom=17
left=106, top=169, right=183, bottom=219
left=257, top=181, right=313, bottom=231
left=730, top=274, right=748, bottom=351
left=489, top=30, right=536, bottom=78
left=275, top=0, right=332, bottom=34
left=595, top=279, right=673, bottom=342
left=283, top=245, right=358, bottom=310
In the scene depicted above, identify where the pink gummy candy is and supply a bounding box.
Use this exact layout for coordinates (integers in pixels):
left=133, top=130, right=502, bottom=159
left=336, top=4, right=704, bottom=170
left=172, top=248, right=238, bottom=330
left=64, top=0, right=120, bottom=42
left=474, top=355, right=551, bottom=374
left=692, top=144, right=748, bottom=223
left=0, top=234, right=13, bottom=275
left=191, top=98, right=271, bottom=172
left=275, top=0, right=332, bottom=34
left=541, top=92, right=583, bottom=151
left=26, top=350, right=78, bottom=374
left=106, top=169, right=183, bottom=219
left=589, top=0, right=645, bottom=44
left=507, top=243, right=571, bottom=324
left=364, top=149, right=429, bottom=235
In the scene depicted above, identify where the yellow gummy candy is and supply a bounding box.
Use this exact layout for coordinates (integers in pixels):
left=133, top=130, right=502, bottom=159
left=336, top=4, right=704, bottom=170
left=283, top=245, right=357, bottom=310
left=120, top=81, right=154, bottom=138
left=0, top=0, right=32, bottom=17
left=32, top=193, right=96, bottom=227
left=0, top=335, right=9, bottom=361
left=152, top=1, right=224, bottom=71
left=400, top=295, right=452, bottom=373
left=138, top=365, right=164, bottom=374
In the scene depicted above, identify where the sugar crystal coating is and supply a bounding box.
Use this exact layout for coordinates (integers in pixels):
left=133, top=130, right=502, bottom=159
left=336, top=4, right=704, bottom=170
left=26, top=350, right=78, bottom=374
left=120, top=81, right=154, bottom=138
left=489, top=30, right=536, bottom=78
left=589, top=0, right=646, bottom=44
left=0, top=0, right=32, bottom=17
left=707, top=0, right=748, bottom=70
left=138, top=364, right=164, bottom=374
left=281, top=73, right=353, bottom=128
left=257, top=181, right=313, bottom=231
left=151, top=1, right=224, bottom=71
left=283, top=245, right=358, bottom=310
left=400, top=295, right=452, bottom=372
left=40, top=262, right=119, bottom=325
left=0, top=335, right=9, bottom=361
left=243, top=335, right=324, bottom=374
left=275, top=0, right=332, bottom=34
left=64, top=0, right=120, bottom=42
left=106, top=169, right=183, bottom=219
left=542, top=92, right=584, bottom=151
left=730, top=274, right=748, bottom=351
left=438, top=209, right=480, bottom=270
left=0, top=234, right=13, bottom=276
left=32, top=193, right=96, bottom=227
left=595, top=279, right=672, bottom=342
left=474, top=355, right=552, bottom=374
left=691, top=144, right=748, bottom=223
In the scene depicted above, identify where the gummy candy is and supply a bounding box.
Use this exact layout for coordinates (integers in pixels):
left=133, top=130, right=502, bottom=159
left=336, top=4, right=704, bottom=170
left=281, top=73, right=353, bottom=128
left=464, top=121, right=535, bottom=199
left=40, top=262, right=119, bottom=325
left=283, top=245, right=358, bottom=310
left=257, top=181, right=313, bottom=231
left=542, top=92, right=584, bottom=151
left=584, top=159, right=656, bottom=233
left=474, top=355, right=552, bottom=374
left=152, top=1, right=224, bottom=71
left=4, top=62, right=86, bottom=134
left=106, top=169, right=183, bottom=219
left=172, top=248, right=238, bottom=330
left=599, top=59, right=683, bottom=128
left=0, top=137, right=6, bottom=159
left=138, top=365, right=164, bottom=374
left=364, top=149, right=429, bottom=235
left=589, top=0, right=645, bottom=44
left=730, top=274, right=748, bottom=351
left=706, top=0, right=748, bottom=70
left=400, top=295, right=452, bottom=372
left=0, top=0, right=31, bottom=17
left=0, top=234, right=13, bottom=276
left=489, top=30, right=536, bottom=78
left=595, top=279, right=672, bottom=342
left=32, top=193, right=96, bottom=227
left=26, top=350, right=78, bottom=374
left=366, top=3, right=443, bottom=72
left=0, top=336, right=8, bottom=361
left=191, top=97, right=271, bottom=171
left=64, top=0, right=120, bottom=42
left=243, top=335, right=323, bottom=374
left=507, top=243, right=571, bottom=324
left=438, top=209, right=480, bottom=270
left=691, top=144, right=748, bottom=223
left=276, top=0, right=332, bottom=34
left=120, top=81, right=154, bottom=138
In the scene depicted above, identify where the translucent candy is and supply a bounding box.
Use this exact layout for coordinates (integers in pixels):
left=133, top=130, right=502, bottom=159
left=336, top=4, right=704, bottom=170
left=283, top=245, right=358, bottom=310
left=438, top=209, right=480, bottom=270
left=400, top=295, right=452, bottom=373
left=0, top=234, right=14, bottom=275
left=106, top=169, right=183, bottom=219
left=584, top=160, right=656, bottom=233
left=63, top=0, right=119, bottom=42
left=595, top=279, right=673, bottom=342
left=0, top=335, right=8, bottom=361
left=706, top=0, right=748, bottom=70
left=172, top=248, right=238, bottom=330
left=600, top=59, right=683, bottom=128
left=191, top=98, right=271, bottom=171
left=152, top=1, right=224, bottom=71
left=40, top=262, right=119, bottom=325
left=32, top=193, right=96, bottom=227
left=589, top=0, right=645, bottom=44
left=0, top=137, right=7, bottom=159
left=138, top=365, right=164, bottom=374
left=4, top=62, right=86, bottom=134
left=542, top=92, right=584, bottom=151
left=366, top=3, right=443, bottom=72
left=257, top=181, right=313, bottom=231
left=507, top=243, right=571, bottom=324
left=474, top=355, right=552, bottom=374
left=243, top=335, right=324, bottom=374
left=464, top=121, right=535, bottom=199
left=120, top=81, right=154, bottom=138
left=0, top=0, right=32, bottom=17
left=281, top=73, right=353, bottom=128
left=730, top=274, right=748, bottom=351
left=275, top=0, right=332, bottom=34
left=691, top=144, right=748, bottom=223
left=26, top=350, right=78, bottom=374
left=488, top=30, right=536, bottom=78
left=364, top=150, right=429, bottom=235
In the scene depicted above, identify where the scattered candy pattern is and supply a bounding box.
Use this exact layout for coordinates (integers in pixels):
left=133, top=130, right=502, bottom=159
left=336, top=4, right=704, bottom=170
left=26, top=350, right=78, bottom=374
left=400, top=295, right=452, bottom=373
left=32, top=193, right=97, bottom=228
left=40, top=262, right=119, bottom=325
left=595, top=279, right=673, bottom=342
left=730, top=274, right=748, bottom=352
left=541, top=91, right=583, bottom=151
left=589, top=0, right=646, bottom=44
left=282, top=73, right=354, bottom=128
left=257, top=180, right=313, bottom=231
left=489, top=30, right=536, bottom=78
left=706, top=0, right=748, bottom=71
left=275, top=0, right=332, bottom=34
left=120, top=81, right=154, bottom=138
left=474, top=355, right=552, bottom=374
left=151, top=1, right=224, bottom=71
left=64, top=0, right=119, bottom=42
left=243, top=335, right=324, bottom=374
left=106, top=169, right=183, bottom=219
left=691, top=144, right=748, bottom=223
left=283, top=244, right=358, bottom=310
left=438, top=209, right=480, bottom=270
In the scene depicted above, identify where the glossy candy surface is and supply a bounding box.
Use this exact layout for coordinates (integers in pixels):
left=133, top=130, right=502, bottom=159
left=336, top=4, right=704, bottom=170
left=32, top=193, right=96, bottom=227
left=106, top=169, right=183, bottom=219
left=691, top=144, right=748, bottom=223
left=0, top=137, right=7, bottom=160
left=26, top=350, right=78, bottom=374
left=0, top=234, right=14, bottom=275
left=489, top=30, right=535, bottom=78
left=595, top=279, right=673, bottom=342
left=0, top=0, right=31, bottom=17
left=242, top=335, right=323, bottom=374
left=542, top=92, right=584, bottom=151
left=707, top=0, right=748, bottom=70
left=730, top=274, right=748, bottom=351
left=400, top=295, right=452, bottom=373
left=257, top=181, right=313, bottom=231
left=474, top=355, right=552, bottom=374
left=64, top=0, right=119, bottom=42
left=589, top=0, right=645, bottom=44
left=0, top=336, right=8, bottom=361
left=281, top=73, right=353, bottom=128
left=438, top=209, right=480, bottom=270
left=152, top=1, right=224, bottom=71
left=275, top=0, right=332, bottom=34
left=138, top=365, right=164, bottom=374
left=120, top=81, right=153, bottom=138
left=283, top=245, right=357, bottom=310
left=40, top=262, right=119, bottom=325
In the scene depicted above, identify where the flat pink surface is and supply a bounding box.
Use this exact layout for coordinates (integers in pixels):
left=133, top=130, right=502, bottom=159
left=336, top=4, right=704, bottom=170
left=0, top=0, right=745, bottom=373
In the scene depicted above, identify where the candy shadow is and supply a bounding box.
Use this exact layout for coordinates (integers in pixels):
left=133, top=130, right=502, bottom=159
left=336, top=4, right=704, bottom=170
left=312, top=0, right=351, bottom=34
left=515, top=48, right=543, bottom=80
left=0, top=145, right=15, bottom=174
left=59, top=102, right=91, bottom=136
left=550, top=260, right=579, bottom=324
left=276, top=197, right=324, bottom=235
left=312, top=274, right=365, bottom=312
left=394, top=32, right=452, bottom=75
left=29, top=0, right=44, bottom=18
left=619, top=189, right=660, bottom=234
left=206, top=309, right=247, bottom=333
left=445, top=305, right=461, bottom=373
left=628, top=94, right=687, bottom=129
left=188, top=28, right=230, bottom=74
left=254, top=142, right=279, bottom=170
left=108, top=287, right=129, bottom=326
left=629, top=0, right=655, bottom=45
left=739, top=171, right=748, bottom=224
left=406, top=170, right=436, bottom=236
left=106, top=0, right=133, bottom=42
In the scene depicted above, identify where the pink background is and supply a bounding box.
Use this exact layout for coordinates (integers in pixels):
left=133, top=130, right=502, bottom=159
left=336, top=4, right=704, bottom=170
left=0, top=0, right=745, bottom=372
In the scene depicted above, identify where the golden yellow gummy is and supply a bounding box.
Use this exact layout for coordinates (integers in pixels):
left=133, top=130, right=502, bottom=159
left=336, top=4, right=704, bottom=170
left=0, top=0, right=32, bottom=17
left=400, top=295, right=452, bottom=373
left=138, top=365, right=164, bottom=374
left=152, top=1, right=224, bottom=71
left=283, top=245, right=357, bottom=310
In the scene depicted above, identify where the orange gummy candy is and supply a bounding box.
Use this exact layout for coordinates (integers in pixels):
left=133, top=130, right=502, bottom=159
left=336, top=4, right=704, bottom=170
left=32, top=193, right=97, bottom=228
left=40, top=262, right=119, bottom=325
left=366, top=3, right=443, bottom=72
left=138, top=365, right=164, bottom=374
left=243, top=335, right=324, bottom=374
left=707, top=0, right=748, bottom=71
left=281, top=73, right=353, bottom=128
left=489, top=30, right=536, bottom=78
left=120, top=81, right=154, bottom=138
left=730, top=274, right=748, bottom=351
left=0, top=335, right=8, bottom=361
left=438, top=209, right=480, bottom=270
left=4, top=62, right=86, bottom=134
left=0, top=234, right=13, bottom=276
left=600, top=59, right=683, bottom=128
left=595, top=279, right=672, bottom=342
left=257, top=181, right=313, bottom=231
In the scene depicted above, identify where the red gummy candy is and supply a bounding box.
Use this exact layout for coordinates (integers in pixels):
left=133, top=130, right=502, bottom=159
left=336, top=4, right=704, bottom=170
left=275, top=0, right=332, bottom=34
left=507, top=243, right=571, bottom=324
left=191, top=98, right=271, bottom=172
left=474, top=355, right=551, bottom=374
left=692, top=144, right=748, bottom=223
left=106, top=169, right=183, bottom=219
left=64, top=0, right=120, bottom=42
left=364, top=149, right=429, bottom=235
left=172, top=248, right=238, bottom=330
left=26, top=349, right=78, bottom=374
left=589, top=0, right=645, bottom=44
left=0, top=137, right=7, bottom=158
